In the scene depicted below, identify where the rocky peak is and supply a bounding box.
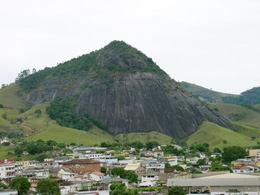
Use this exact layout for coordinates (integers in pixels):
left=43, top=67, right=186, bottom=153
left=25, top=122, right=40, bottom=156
left=96, top=40, right=153, bottom=69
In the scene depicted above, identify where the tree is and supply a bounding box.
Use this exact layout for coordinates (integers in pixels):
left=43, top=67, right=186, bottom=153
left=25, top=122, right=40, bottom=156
left=36, top=178, right=60, bottom=195
left=197, top=158, right=206, bottom=165
left=34, top=109, right=42, bottom=117
left=0, top=104, right=3, bottom=108
left=111, top=167, right=127, bottom=178
left=213, top=148, right=221, bottom=153
left=126, top=172, right=138, bottom=183
left=168, top=186, right=185, bottom=195
left=101, top=166, right=107, bottom=174
left=9, top=177, right=31, bottom=195
left=0, top=183, right=8, bottom=189
left=101, top=142, right=108, bottom=147
left=2, top=113, right=7, bottom=119
left=146, top=141, right=159, bottom=150
left=209, top=161, right=231, bottom=172
left=14, top=147, right=23, bottom=155
left=222, top=146, right=248, bottom=163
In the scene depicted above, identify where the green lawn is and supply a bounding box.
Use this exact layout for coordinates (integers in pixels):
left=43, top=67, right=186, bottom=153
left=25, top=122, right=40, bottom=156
left=186, top=121, right=257, bottom=149
left=0, top=84, right=28, bottom=109
left=209, top=103, right=260, bottom=128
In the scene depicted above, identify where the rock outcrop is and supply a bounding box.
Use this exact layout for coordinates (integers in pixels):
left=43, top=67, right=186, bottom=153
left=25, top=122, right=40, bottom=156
left=21, top=41, right=235, bottom=138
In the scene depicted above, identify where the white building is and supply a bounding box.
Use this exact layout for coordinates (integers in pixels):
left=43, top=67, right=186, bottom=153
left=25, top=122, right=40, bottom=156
left=89, top=172, right=104, bottom=181
left=167, top=173, right=260, bottom=195
left=140, top=173, right=159, bottom=187
left=0, top=163, right=16, bottom=179
left=145, top=163, right=165, bottom=173
left=0, top=189, right=18, bottom=195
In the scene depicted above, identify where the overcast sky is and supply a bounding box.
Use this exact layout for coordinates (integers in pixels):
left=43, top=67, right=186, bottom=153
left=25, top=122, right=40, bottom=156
left=1, top=0, right=260, bottom=94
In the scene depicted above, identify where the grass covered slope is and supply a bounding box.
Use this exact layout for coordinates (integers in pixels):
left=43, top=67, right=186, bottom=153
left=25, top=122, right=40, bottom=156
left=186, top=121, right=256, bottom=149
left=209, top=103, right=260, bottom=128
left=232, top=122, right=260, bottom=141
left=20, top=102, right=114, bottom=145
left=115, top=131, right=173, bottom=145
left=0, top=84, right=28, bottom=109
left=181, top=81, right=236, bottom=103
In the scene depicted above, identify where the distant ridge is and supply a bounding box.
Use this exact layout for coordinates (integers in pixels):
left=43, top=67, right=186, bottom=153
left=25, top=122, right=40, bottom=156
left=181, top=81, right=238, bottom=103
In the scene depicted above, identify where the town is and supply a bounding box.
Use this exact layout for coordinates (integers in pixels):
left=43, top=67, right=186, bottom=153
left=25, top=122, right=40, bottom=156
left=1, top=138, right=260, bottom=195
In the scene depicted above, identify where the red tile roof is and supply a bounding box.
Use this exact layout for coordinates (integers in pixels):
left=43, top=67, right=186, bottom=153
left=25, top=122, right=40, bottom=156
left=63, top=159, right=100, bottom=165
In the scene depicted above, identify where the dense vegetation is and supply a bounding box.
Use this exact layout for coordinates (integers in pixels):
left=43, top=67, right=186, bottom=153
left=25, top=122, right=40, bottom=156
left=46, top=97, right=108, bottom=132
left=111, top=167, right=138, bottom=183
left=17, top=41, right=167, bottom=92
left=222, top=146, right=248, bottom=163
left=222, top=86, right=260, bottom=105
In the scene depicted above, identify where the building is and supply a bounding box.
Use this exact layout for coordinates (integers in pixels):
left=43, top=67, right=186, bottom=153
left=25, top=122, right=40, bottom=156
left=17, top=167, right=49, bottom=181
left=0, top=163, right=16, bottom=180
left=249, top=149, right=260, bottom=157
left=231, top=165, right=251, bottom=173
left=124, top=163, right=145, bottom=175
left=140, top=173, right=159, bottom=187
left=0, top=188, right=18, bottom=195
left=63, top=159, right=101, bottom=174
left=89, top=172, right=105, bottom=181
left=167, top=173, right=260, bottom=195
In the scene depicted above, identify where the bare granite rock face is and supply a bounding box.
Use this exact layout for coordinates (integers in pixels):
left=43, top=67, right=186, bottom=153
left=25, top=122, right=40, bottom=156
left=21, top=41, right=235, bottom=138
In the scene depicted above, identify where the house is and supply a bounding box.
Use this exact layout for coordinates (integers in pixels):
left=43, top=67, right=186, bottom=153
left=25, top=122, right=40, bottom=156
left=58, top=167, right=75, bottom=181
left=0, top=163, right=16, bottom=180
left=17, top=167, right=49, bottom=181
left=249, top=149, right=260, bottom=157
left=18, top=160, right=42, bottom=169
left=59, top=181, right=77, bottom=195
left=89, top=172, right=105, bottom=181
left=140, top=173, right=159, bottom=187
left=167, top=173, right=260, bottom=195
left=145, top=162, right=165, bottom=173
left=43, top=158, right=54, bottom=167
left=161, top=156, right=178, bottom=166
left=0, top=137, right=9, bottom=144
left=124, top=163, right=145, bottom=175
left=62, top=159, right=101, bottom=174
left=54, top=156, right=73, bottom=167
left=231, top=165, right=252, bottom=173
left=0, top=188, right=18, bottom=195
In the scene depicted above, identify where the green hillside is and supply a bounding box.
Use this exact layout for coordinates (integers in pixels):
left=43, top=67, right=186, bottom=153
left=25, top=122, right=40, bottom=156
left=181, top=81, right=236, bottom=103
left=231, top=122, right=260, bottom=141
left=222, top=86, right=260, bottom=105
left=186, top=121, right=256, bottom=149
left=18, top=102, right=114, bottom=145
left=0, top=84, right=28, bottom=109
left=254, top=104, right=260, bottom=110
left=209, top=103, right=260, bottom=128
left=115, top=131, right=173, bottom=145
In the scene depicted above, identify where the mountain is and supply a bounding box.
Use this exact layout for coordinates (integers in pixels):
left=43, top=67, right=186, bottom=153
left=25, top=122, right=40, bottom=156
left=181, top=81, right=260, bottom=106
left=14, top=40, right=234, bottom=138
left=181, top=81, right=237, bottom=103
left=222, top=87, right=260, bottom=105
